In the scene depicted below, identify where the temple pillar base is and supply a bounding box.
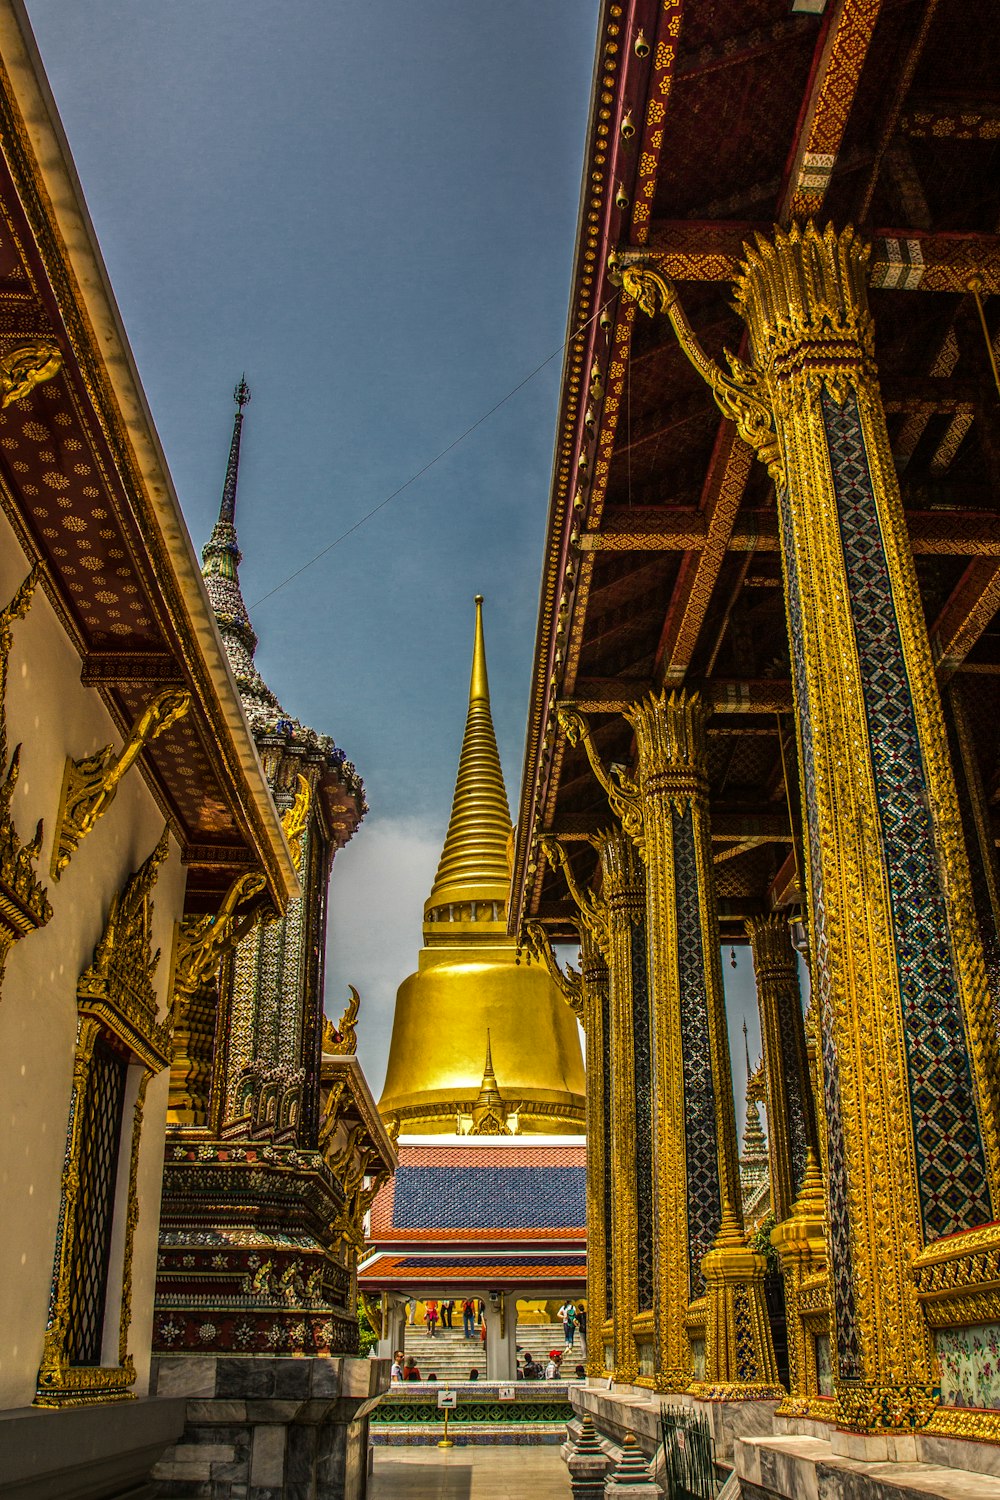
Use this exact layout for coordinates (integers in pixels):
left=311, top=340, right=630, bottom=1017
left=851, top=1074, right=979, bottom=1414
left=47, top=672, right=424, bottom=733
left=770, top=1156, right=830, bottom=1416
left=691, top=1233, right=783, bottom=1402
left=150, top=1355, right=387, bottom=1500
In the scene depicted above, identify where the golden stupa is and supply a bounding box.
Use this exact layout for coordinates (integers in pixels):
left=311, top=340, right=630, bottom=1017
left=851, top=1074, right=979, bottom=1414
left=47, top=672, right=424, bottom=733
left=379, top=596, right=585, bottom=1135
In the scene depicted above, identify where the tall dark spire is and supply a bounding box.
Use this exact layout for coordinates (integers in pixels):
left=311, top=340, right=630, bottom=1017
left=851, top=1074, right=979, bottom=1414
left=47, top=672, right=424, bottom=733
left=218, top=375, right=251, bottom=525
left=202, top=380, right=276, bottom=715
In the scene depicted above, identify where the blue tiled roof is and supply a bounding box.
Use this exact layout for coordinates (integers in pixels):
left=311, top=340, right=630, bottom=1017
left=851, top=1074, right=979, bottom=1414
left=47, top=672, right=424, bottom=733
left=392, top=1165, right=586, bottom=1231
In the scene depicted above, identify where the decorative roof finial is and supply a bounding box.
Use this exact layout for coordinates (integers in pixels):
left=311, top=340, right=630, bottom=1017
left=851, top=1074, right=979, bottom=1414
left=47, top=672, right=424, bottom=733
left=470, top=1028, right=511, bottom=1135
left=424, top=595, right=512, bottom=922
left=217, top=376, right=251, bottom=527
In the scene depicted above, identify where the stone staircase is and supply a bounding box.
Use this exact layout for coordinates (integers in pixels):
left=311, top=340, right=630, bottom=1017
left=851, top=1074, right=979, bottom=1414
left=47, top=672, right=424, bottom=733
left=398, top=1321, right=581, bottom=1381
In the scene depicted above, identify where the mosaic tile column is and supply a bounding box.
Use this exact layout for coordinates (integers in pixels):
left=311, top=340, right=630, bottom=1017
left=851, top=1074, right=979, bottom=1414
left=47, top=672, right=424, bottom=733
left=542, top=830, right=649, bottom=1385
left=745, top=915, right=817, bottom=1223
left=579, top=924, right=614, bottom=1377
left=624, top=691, right=779, bottom=1398
left=746, top=915, right=830, bottom=1413
left=594, top=828, right=650, bottom=1385
left=731, top=223, right=1000, bottom=1431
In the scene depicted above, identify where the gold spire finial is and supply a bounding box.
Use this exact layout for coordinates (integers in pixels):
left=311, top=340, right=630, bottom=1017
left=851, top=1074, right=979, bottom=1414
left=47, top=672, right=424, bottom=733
left=470, top=1029, right=511, bottom=1135
left=470, top=594, right=489, bottom=703
left=425, top=596, right=512, bottom=922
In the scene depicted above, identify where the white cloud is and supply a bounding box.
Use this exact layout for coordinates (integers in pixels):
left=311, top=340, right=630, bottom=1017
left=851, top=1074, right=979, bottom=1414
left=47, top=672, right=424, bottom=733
left=325, top=812, right=442, bottom=1099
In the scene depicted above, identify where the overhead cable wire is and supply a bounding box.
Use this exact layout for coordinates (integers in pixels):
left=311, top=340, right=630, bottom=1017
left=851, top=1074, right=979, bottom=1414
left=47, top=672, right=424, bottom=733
left=250, top=292, right=618, bottom=609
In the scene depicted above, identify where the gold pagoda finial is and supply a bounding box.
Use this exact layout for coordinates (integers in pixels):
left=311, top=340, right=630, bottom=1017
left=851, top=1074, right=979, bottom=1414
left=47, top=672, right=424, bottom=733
left=470, top=594, right=489, bottom=702
left=470, top=1029, right=511, bottom=1135
left=424, top=595, right=512, bottom=921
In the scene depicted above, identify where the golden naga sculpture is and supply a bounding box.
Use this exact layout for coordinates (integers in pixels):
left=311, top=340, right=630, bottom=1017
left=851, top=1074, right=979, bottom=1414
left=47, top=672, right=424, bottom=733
left=171, top=869, right=267, bottom=1010
left=523, top=919, right=585, bottom=1023
left=322, top=984, right=360, bottom=1055
left=0, top=341, right=63, bottom=407
left=539, top=835, right=610, bottom=960
left=608, top=248, right=783, bottom=483
left=280, top=773, right=311, bottom=872
left=0, top=565, right=51, bottom=991
left=557, top=705, right=644, bottom=852
left=52, top=688, right=192, bottom=880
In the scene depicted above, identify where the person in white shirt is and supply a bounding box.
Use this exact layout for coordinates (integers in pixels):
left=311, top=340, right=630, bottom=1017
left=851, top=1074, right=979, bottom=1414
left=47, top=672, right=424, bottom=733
left=545, top=1350, right=562, bottom=1380
left=390, top=1350, right=404, bottom=1381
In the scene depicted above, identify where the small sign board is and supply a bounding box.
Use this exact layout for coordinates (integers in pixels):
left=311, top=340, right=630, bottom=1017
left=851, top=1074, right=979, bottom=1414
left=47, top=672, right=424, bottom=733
left=498, top=1385, right=516, bottom=1402
left=437, top=1388, right=457, bottom=1408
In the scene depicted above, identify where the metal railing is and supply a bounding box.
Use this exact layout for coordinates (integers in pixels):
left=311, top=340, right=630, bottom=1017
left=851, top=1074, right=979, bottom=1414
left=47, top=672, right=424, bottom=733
left=659, top=1403, right=718, bottom=1500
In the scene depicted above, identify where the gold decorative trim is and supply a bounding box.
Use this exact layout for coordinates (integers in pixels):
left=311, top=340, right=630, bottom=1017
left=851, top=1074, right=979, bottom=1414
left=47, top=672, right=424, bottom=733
left=912, top=1221, right=1000, bottom=1329
left=0, top=565, right=50, bottom=989
left=52, top=688, right=191, bottom=880
left=76, top=826, right=172, bottom=1070
left=323, top=985, right=360, bottom=1055
left=280, top=772, right=311, bottom=874
left=37, top=829, right=171, bottom=1404
left=0, top=339, right=61, bottom=405
left=170, top=869, right=267, bottom=1009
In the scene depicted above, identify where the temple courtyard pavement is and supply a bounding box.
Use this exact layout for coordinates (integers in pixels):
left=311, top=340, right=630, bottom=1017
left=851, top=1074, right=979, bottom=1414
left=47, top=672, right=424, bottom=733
left=370, top=1445, right=572, bottom=1499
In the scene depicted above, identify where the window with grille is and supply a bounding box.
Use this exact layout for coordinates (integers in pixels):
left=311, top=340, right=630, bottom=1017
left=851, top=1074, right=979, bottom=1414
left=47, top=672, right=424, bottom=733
left=64, top=1038, right=128, bottom=1366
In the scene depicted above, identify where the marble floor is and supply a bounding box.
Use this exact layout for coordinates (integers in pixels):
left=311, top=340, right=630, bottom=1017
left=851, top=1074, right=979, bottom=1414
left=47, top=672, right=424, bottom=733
left=370, top=1444, right=572, bottom=1498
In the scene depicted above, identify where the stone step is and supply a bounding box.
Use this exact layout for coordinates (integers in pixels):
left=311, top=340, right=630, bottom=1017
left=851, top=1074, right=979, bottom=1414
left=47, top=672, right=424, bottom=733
left=397, top=1323, right=584, bottom=1380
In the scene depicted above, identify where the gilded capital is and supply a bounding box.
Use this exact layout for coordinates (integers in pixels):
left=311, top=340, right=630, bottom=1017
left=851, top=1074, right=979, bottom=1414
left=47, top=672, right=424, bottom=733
left=732, top=221, right=875, bottom=393
left=745, top=912, right=799, bottom=981
left=625, top=689, right=709, bottom=806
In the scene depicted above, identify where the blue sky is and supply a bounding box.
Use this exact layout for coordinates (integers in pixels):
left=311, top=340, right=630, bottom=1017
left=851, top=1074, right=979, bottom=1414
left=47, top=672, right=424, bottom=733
left=25, top=0, right=764, bottom=1121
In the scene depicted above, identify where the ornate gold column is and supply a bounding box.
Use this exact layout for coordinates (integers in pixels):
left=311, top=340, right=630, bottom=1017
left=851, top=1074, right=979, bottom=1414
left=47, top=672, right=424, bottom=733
left=747, top=915, right=830, bottom=1413
left=525, top=915, right=611, bottom=1375
left=745, top=915, right=817, bottom=1224
left=561, top=697, right=779, bottom=1398
left=615, top=222, right=1000, bottom=1430
left=580, top=925, right=614, bottom=1377
left=544, top=832, right=649, bottom=1383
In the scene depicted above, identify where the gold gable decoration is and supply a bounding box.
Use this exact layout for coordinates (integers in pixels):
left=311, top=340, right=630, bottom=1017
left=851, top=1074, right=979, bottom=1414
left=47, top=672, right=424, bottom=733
left=323, top=984, right=360, bottom=1055
left=77, top=825, right=172, bottom=1070
left=0, top=565, right=52, bottom=990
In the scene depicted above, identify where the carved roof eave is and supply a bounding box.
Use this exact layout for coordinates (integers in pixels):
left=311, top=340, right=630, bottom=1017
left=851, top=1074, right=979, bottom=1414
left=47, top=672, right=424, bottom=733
left=321, top=1053, right=397, bottom=1175
left=0, top=2, right=298, bottom=913
left=510, top=0, right=666, bottom=935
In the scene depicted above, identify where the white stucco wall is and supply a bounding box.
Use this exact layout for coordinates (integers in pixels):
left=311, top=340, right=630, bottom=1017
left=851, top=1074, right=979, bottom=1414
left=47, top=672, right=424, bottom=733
left=0, top=507, right=186, bottom=1411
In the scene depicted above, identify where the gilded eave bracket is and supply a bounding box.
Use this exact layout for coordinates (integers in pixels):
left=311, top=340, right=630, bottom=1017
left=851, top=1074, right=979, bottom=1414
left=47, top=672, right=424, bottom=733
left=557, top=705, right=644, bottom=852
left=170, top=868, right=268, bottom=1014
left=539, top=834, right=610, bottom=960
left=524, top=918, right=585, bottom=1023
left=608, top=248, right=784, bottom=485
left=52, top=687, right=192, bottom=880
